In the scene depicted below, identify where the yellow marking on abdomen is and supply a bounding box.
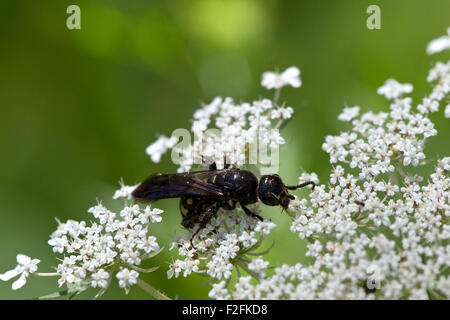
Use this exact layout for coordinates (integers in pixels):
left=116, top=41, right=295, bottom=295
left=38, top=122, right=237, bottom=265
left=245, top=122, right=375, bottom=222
left=180, top=204, right=189, bottom=216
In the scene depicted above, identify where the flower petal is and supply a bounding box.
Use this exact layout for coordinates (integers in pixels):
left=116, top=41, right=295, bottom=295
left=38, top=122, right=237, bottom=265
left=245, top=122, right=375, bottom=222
left=282, top=66, right=300, bottom=78
left=282, top=66, right=301, bottom=87
left=0, top=268, right=20, bottom=281
left=16, top=254, right=30, bottom=265
left=11, top=273, right=27, bottom=290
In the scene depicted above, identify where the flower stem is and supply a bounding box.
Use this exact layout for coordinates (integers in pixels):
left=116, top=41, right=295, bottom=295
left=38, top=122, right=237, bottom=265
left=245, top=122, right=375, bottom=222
left=35, top=272, right=59, bottom=277
left=273, top=88, right=281, bottom=105
left=235, top=259, right=261, bottom=282
left=136, top=278, right=171, bottom=300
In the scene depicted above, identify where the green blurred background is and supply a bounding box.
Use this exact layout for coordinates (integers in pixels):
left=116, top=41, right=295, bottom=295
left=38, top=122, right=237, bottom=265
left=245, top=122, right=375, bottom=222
left=0, top=0, right=449, bottom=299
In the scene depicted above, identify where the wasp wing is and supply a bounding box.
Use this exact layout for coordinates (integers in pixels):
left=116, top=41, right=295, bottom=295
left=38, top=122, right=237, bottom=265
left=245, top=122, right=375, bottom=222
left=132, top=171, right=227, bottom=200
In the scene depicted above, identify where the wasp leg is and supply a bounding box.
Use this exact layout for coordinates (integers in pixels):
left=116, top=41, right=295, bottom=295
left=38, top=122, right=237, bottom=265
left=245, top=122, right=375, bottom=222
left=190, top=204, right=219, bottom=248
left=201, top=155, right=217, bottom=171
left=240, top=203, right=263, bottom=221
left=181, top=213, right=200, bottom=229
left=223, top=154, right=231, bottom=169
left=220, top=199, right=236, bottom=210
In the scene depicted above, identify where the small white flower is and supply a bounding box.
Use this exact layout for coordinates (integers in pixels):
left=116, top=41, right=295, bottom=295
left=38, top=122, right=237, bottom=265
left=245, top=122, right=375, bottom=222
left=377, top=78, right=413, bottom=100
left=261, top=66, right=302, bottom=90
left=57, top=270, right=76, bottom=288
left=238, top=231, right=258, bottom=248
left=91, top=269, right=110, bottom=288
left=116, top=268, right=139, bottom=288
left=417, top=98, right=439, bottom=114
left=113, top=181, right=138, bottom=200
left=338, top=106, right=360, bottom=122
left=0, top=254, right=40, bottom=290
left=426, top=27, right=450, bottom=55
left=248, top=257, right=269, bottom=278
left=48, top=235, right=68, bottom=253
left=330, top=165, right=344, bottom=184
left=271, top=107, right=294, bottom=119
left=140, top=236, right=160, bottom=253
left=167, top=260, right=185, bottom=279
left=120, top=204, right=141, bottom=218
left=208, top=281, right=230, bottom=299
left=140, top=206, right=163, bottom=224
left=146, top=135, right=178, bottom=163
left=299, top=172, right=319, bottom=185
left=445, top=104, right=450, bottom=118
left=254, top=220, right=276, bottom=235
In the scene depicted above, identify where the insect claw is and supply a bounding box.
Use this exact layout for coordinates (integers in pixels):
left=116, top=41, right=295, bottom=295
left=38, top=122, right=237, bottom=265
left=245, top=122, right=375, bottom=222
left=190, top=227, right=200, bottom=250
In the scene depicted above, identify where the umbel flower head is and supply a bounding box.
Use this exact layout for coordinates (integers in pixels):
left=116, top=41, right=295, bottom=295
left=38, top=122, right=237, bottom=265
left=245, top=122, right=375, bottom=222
left=145, top=66, right=301, bottom=172
left=46, top=199, right=163, bottom=296
left=0, top=182, right=167, bottom=299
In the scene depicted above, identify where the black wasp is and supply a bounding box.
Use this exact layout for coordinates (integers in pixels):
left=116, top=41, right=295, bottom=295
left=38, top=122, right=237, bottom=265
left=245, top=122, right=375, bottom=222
left=132, top=159, right=315, bottom=244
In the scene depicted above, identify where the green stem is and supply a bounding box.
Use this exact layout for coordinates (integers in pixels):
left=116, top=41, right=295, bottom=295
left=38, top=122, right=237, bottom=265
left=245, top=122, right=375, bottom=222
left=273, top=88, right=281, bottom=105
left=136, top=278, right=171, bottom=300
left=35, top=272, right=59, bottom=277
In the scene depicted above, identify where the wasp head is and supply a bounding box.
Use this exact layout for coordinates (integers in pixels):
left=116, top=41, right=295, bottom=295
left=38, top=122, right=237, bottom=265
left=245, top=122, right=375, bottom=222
left=258, top=174, right=315, bottom=209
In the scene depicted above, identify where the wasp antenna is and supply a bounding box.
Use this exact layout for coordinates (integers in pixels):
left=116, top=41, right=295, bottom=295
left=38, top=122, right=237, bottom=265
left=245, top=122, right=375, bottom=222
left=286, top=181, right=315, bottom=191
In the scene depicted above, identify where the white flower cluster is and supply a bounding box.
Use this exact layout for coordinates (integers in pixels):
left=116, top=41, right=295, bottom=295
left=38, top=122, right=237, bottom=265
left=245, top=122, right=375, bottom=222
left=377, top=79, right=413, bottom=100
left=261, top=66, right=302, bottom=90
left=113, top=179, right=139, bottom=201
left=0, top=182, right=170, bottom=299
left=168, top=210, right=275, bottom=282
left=209, top=54, right=450, bottom=300
left=427, top=60, right=450, bottom=118
left=47, top=200, right=162, bottom=295
left=146, top=135, right=178, bottom=163
left=426, top=28, right=450, bottom=119
left=146, top=67, right=300, bottom=172
left=326, top=80, right=440, bottom=171
left=427, top=27, right=450, bottom=55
